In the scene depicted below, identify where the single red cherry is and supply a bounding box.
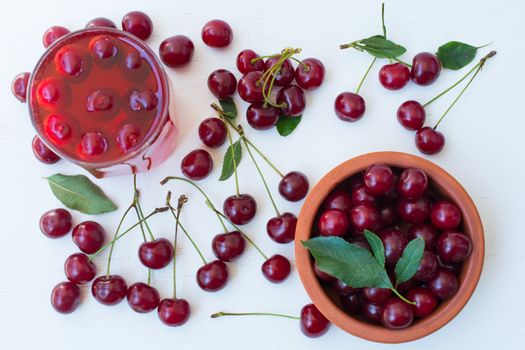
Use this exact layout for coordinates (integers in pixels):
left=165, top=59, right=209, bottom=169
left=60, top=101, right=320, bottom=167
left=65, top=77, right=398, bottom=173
left=196, top=260, right=229, bottom=292
left=350, top=203, right=380, bottom=233
left=51, top=281, right=80, bottom=314
left=323, top=190, right=353, bottom=215
left=379, top=63, right=410, bottom=90
left=340, top=293, right=361, bottom=314
left=90, top=36, right=118, bottom=60
left=223, top=194, right=257, bottom=225
left=91, top=274, right=128, bottom=305
left=207, top=69, right=237, bottom=99
left=397, top=167, right=428, bottom=200
left=158, top=298, right=191, bottom=326
left=246, top=103, right=279, bottom=130
left=397, top=100, right=426, bottom=131
left=428, top=268, right=459, bottom=299
left=379, top=228, right=408, bottom=266
left=237, top=71, right=264, bottom=103
left=352, top=184, right=376, bottom=205
left=436, top=231, right=472, bottom=263
left=363, top=288, right=392, bottom=304
left=55, top=48, right=84, bottom=76
left=236, top=49, right=265, bottom=74
left=414, top=250, right=438, bottom=281
left=72, top=221, right=105, bottom=254
left=411, top=52, right=441, bottom=85
left=80, top=132, right=108, bottom=156
left=212, top=231, right=246, bottom=261
left=159, top=35, right=194, bottom=68
left=318, top=209, right=350, bottom=237
left=397, top=196, right=431, bottom=224
left=129, top=89, right=158, bottom=111
left=86, top=17, right=116, bottom=28
left=313, top=261, right=335, bottom=283
left=11, top=72, right=30, bottom=102
left=407, top=222, right=439, bottom=250
left=430, top=200, right=462, bottom=230
left=300, top=304, right=330, bottom=338
left=181, top=149, right=213, bottom=180
left=43, top=26, right=70, bottom=48
left=415, top=127, right=445, bottom=154
left=381, top=298, right=414, bottom=329
left=64, top=253, right=96, bottom=284
left=364, top=163, right=394, bottom=196
left=295, top=58, right=325, bottom=90
left=266, top=212, right=297, bottom=244
left=116, top=124, right=141, bottom=151
left=276, top=85, right=305, bottom=117
left=138, top=238, right=174, bottom=269
left=125, top=51, right=142, bottom=70
left=32, top=136, right=60, bottom=164
left=198, top=118, right=227, bottom=147
left=332, top=279, right=359, bottom=295
left=262, top=254, right=291, bottom=283
left=279, top=171, right=309, bottom=202
left=127, top=282, right=160, bottom=313
left=122, top=11, right=153, bottom=40
left=334, top=92, right=365, bottom=122
left=361, top=300, right=383, bottom=323
left=202, top=19, right=233, bottom=48
left=406, top=287, right=438, bottom=318
left=265, top=56, right=295, bottom=86
left=40, top=208, right=72, bottom=238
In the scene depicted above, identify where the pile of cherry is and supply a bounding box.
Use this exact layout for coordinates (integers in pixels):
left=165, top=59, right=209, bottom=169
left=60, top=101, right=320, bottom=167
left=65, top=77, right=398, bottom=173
left=313, top=164, right=473, bottom=329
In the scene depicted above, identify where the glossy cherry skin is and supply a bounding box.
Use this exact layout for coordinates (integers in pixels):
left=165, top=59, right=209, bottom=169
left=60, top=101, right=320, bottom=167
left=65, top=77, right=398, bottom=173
left=277, top=85, right=305, bottom=117
left=266, top=212, right=297, bottom=244
left=262, top=254, right=291, bottom=283
left=428, top=268, right=459, bottom=299
left=279, top=171, right=309, bottom=202
left=127, top=282, right=160, bottom=313
left=430, top=200, right=462, bottom=230
left=138, top=238, right=174, bottom=269
left=12, top=72, right=30, bottom=102
left=223, top=194, right=257, bottom=225
left=340, top=293, right=361, bottom=314
left=80, top=132, right=108, bottom=156
left=313, top=261, right=335, bottom=283
left=379, top=63, right=410, bottom=90
left=415, top=127, right=445, bottom=155
left=246, top=103, right=279, bottom=130
left=265, top=56, right=295, bottom=86
left=236, top=49, right=265, bottom=74
left=352, top=184, right=376, bottom=205
left=381, top=298, right=414, bottom=329
left=411, top=52, right=441, bottom=85
left=159, top=35, right=194, bottom=68
left=408, top=222, right=440, bottom=250
left=318, top=209, right=350, bottom=237
left=397, top=167, right=428, bottom=200
left=122, top=11, right=153, bottom=40
left=364, top=163, right=394, bottom=196
left=212, top=231, right=246, bottom=261
left=64, top=253, right=97, bottom=285
left=202, top=19, right=233, bottom=47
left=300, top=304, right=330, bottom=338
left=86, top=17, right=116, bottom=28
left=91, top=275, right=128, bottom=305
left=397, top=100, right=426, bottom=131
left=40, top=208, right=72, bottom=238
left=158, top=298, right=191, bottom=326
left=72, top=221, right=105, bottom=254
left=181, top=149, right=213, bottom=180
left=43, top=26, right=70, bottom=48
left=361, top=301, right=383, bottom=323
left=198, top=118, right=226, bottom=148
left=32, top=136, right=60, bottom=164
left=350, top=203, right=380, bottom=233
left=406, top=287, right=438, bottom=318
left=335, top=92, right=365, bottom=122
left=295, top=58, right=325, bottom=90
left=414, top=250, right=438, bottom=281
left=437, top=254, right=462, bottom=275
left=397, top=196, right=431, bottom=224
left=437, top=231, right=472, bottom=263
left=378, top=202, right=399, bottom=226
left=238, top=71, right=264, bottom=103
left=379, top=228, right=408, bottom=266
left=51, top=281, right=80, bottom=314
left=323, top=190, right=353, bottom=215
left=207, top=69, right=237, bottom=99
left=196, top=260, right=229, bottom=292
left=363, top=287, right=392, bottom=304
left=332, top=279, right=358, bottom=295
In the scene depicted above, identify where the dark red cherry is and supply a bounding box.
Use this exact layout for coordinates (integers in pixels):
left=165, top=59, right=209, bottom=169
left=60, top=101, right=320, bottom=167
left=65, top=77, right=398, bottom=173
left=138, top=238, right=174, bottom=269
left=323, top=190, right=353, bottom=215
left=264, top=56, right=294, bottom=86
left=236, top=49, right=265, bottom=74
left=414, top=250, right=438, bottom=281
left=208, top=69, right=237, bottom=99
left=40, top=208, right=72, bottom=238
left=122, top=11, right=153, bottom=40
left=80, top=132, right=108, bottom=156
left=90, top=36, right=118, bottom=60
left=428, top=268, right=459, bottom=299
left=72, top=221, right=105, bottom=254
left=246, top=103, right=279, bottom=130
left=32, top=136, right=60, bottom=164
left=127, top=282, right=160, bottom=313
left=55, top=48, right=84, bottom=76
left=379, top=63, right=410, bottom=90
left=436, top=231, right=472, bottom=263
left=430, top=200, right=462, bottom=230
left=406, top=287, right=438, bottom=318
left=332, top=279, right=358, bottom=295
left=238, top=71, right=264, bottom=103
left=51, top=281, right=80, bottom=314
left=379, top=228, right=408, bottom=266
left=334, top=92, right=365, bottom=122
left=86, top=17, right=116, bottom=28
left=12, top=72, right=30, bottom=102
left=196, top=260, right=229, bottom=292
left=279, top=171, right=309, bottom=202
left=276, top=85, right=305, bottom=117
left=397, top=100, right=426, bottom=131
left=202, top=19, right=233, bottom=48
left=43, top=26, right=70, bottom=48
left=295, top=58, right=325, bottom=90
left=381, top=298, right=414, bottom=329
left=261, top=254, right=291, bottom=283
left=411, top=52, right=441, bottom=85
left=437, top=254, right=462, bottom=275
left=300, top=304, right=330, bottom=338
left=349, top=203, right=380, bottom=233
left=313, top=261, right=335, bottom=283
left=116, top=124, right=141, bottom=151
left=318, top=209, right=350, bottom=237
left=266, top=212, right=297, bottom=244
left=198, top=118, right=227, bottom=147
left=361, top=300, right=383, bottom=323
left=159, top=35, right=194, bottom=68
left=363, top=288, right=392, bottom=304
left=91, top=274, right=128, bottom=305
left=415, top=127, right=445, bottom=154
left=181, top=149, right=213, bottom=180
left=397, top=167, right=428, bottom=200
left=352, top=184, right=376, bottom=205
left=64, top=253, right=96, bottom=285
left=407, top=222, right=440, bottom=250
left=364, top=163, right=394, bottom=196
left=378, top=202, right=399, bottom=226
left=223, top=194, right=257, bottom=225
left=129, top=89, right=157, bottom=111
left=397, top=196, right=431, bottom=224
left=158, top=298, right=191, bottom=326
left=125, top=51, right=142, bottom=70
left=340, top=293, right=361, bottom=314
left=212, top=231, right=246, bottom=261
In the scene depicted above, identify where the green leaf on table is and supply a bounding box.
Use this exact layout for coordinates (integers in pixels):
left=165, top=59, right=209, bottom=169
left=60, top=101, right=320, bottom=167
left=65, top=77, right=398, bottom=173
left=276, top=115, right=302, bottom=136
left=219, top=98, right=237, bottom=119
left=359, top=35, right=407, bottom=59
left=395, top=237, right=425, bottom=284
left=436, top=41, right=477, bottom=70
left=302, top=237, right=393, bottom=289
left=47, top=174, right=117, bottom=214
left=363, top=230, right=385, bottom=267
left=219, top=139, right=242, bottom=181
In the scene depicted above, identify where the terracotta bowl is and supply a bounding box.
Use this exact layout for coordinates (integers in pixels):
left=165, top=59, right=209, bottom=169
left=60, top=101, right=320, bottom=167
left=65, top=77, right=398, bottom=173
left=295, top=152, right=484, bottom=343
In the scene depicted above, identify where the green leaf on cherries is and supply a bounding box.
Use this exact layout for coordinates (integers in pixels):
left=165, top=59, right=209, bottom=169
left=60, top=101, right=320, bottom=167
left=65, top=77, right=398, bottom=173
left=219, top=139, right=242, bottom=181
left=276, top=114, right=302, bottom=136
left=364, top=230, right=385, bottom=267
left=219, top=98, right=237, bottom=119
left=436, top=41, right=478, bottom=70
left=46, top=174, right=117, bottom=214
left=395, top=237, right=425, bottom=284
left=302, top=237, right=393, bottom=289
left=359, top=35, right=407, bottom=59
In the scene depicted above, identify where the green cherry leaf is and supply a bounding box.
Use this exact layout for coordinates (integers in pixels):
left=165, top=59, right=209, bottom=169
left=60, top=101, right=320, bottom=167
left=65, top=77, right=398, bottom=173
left=436, top=41, right=478, bottom=70
left=395, top=237, right=425, bottom=284
left=219, top=98, right=238, bottom=119
left=276, top=115, right=302, bottom=136
left=46, top=174, right=117, bottom=215
left=359, top=35, right=407, bottom=59
left=363, top=230, right=385, bottom=267
left=302, top=237, right=393, bottom=289
left=219, top=139, right=242, bottom=181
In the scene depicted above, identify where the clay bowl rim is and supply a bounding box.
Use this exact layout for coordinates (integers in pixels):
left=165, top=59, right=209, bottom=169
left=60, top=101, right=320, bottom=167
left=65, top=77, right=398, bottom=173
left=294, top=151, right=484, bottom=344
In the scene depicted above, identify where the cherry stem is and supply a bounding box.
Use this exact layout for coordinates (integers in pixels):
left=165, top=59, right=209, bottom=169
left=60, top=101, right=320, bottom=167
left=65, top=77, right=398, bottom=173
left=131, top=176, right=152, bottom=284
left=211, top=311, right=300, bottom=320
left=136, top=200, right=155, bottom=241
left=224, top=122, right=241, bottom=197
left=381, top=2, right=386, bottom=37
left=168, top=192, right=187, bottom=299
left=433, top=50, right=496, bottom=129
left=391, top=288, right=416, bottom=305
left=356, top=57, right=377, bottom=94
left=168, top=206, right=207, bottom=266
left=105, top=203, right=133, bottom=278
